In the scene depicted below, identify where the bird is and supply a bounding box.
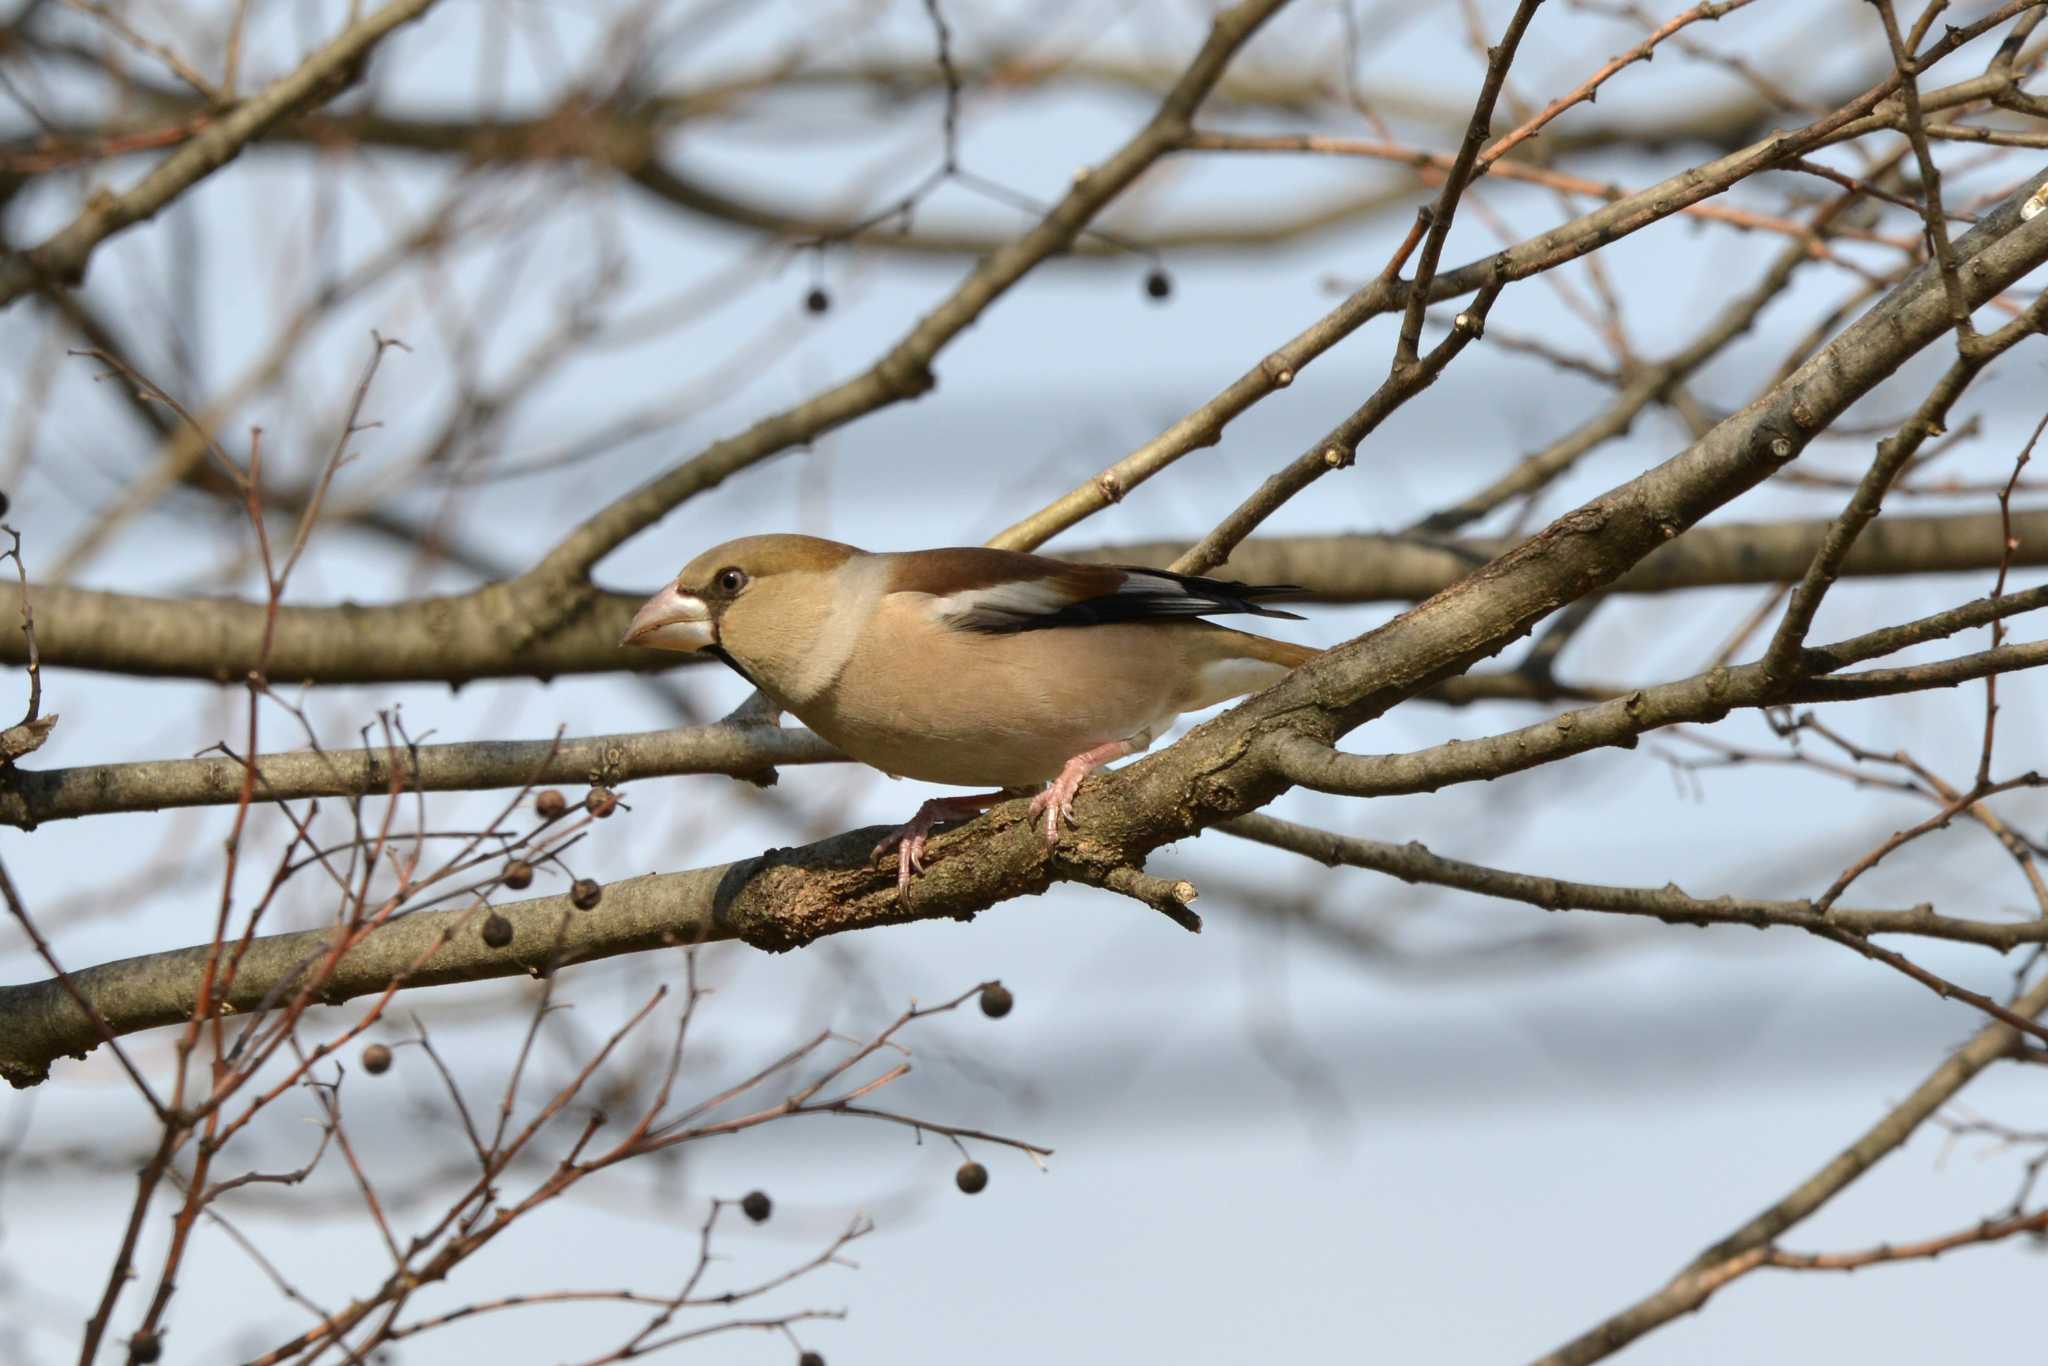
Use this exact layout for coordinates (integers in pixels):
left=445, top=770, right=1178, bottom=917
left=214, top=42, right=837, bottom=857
left=622, top=534, right=1319, bottom=890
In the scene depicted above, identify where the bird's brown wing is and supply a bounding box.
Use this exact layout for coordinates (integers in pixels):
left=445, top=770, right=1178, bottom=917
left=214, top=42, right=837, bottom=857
left=888, top=548, right=1305, bottom=634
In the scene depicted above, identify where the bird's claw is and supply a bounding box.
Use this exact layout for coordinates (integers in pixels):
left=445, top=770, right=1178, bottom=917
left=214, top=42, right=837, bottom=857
left=874, top=793, right=1007, bottom=893
left=872, top=823, right=932, bottom=893
left=1026, top=781, right=1080, bottom=848
left=1027, top=740, right=1137, bottom=850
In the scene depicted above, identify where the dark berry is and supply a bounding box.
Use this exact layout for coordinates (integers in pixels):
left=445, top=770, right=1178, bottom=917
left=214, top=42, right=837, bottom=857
left=482, top=912, right=514, bottom=948
left=1143, top=268, right=1172, bottom=301
left=979, top=983, right=1013, bottom=1019
left=805, top=286, right=831, bottom=314
left=955, top=1160, right=988, bottom=1194
left=585, top=787, right=618, bottom=819
left=535, top=789, right=568, bottom=819
left=502, top=860, right=533, bottom=890
left=741, top=1190, right=772, bottom=1223
left=361, top=1043, right=393, bottom=1075
left=570, top=879, right=602, bottom=910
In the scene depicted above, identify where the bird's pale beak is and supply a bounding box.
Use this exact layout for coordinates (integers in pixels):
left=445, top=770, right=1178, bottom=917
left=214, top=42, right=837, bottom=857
left=622, top=584, right=716, bottom=651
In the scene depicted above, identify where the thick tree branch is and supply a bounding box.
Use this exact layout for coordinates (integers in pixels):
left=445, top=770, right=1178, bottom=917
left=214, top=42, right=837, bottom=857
left=0, top=870, right=728, bottom=1087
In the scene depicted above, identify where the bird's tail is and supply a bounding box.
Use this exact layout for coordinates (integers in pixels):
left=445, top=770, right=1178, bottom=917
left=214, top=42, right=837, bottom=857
left=1237, top=633, right=1322, bottom=671
left=1182, top=627, right=1324, bottom=713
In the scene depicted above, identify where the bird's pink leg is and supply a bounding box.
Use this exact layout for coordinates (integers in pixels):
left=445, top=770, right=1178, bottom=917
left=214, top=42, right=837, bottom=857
left=1027, top=739, right=1138, bottom=847
left=873, top=793, right=1008, bottom=891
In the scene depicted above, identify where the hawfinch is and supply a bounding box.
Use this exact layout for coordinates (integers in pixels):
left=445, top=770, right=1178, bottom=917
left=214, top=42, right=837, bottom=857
left=623, top=535, right=1319, bottom=888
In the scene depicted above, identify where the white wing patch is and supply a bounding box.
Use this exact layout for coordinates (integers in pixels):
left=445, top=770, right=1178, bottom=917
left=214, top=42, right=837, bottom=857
left=922, top=569, right=1237, bottom=632
left=922, top=576, right=1083, bottom=630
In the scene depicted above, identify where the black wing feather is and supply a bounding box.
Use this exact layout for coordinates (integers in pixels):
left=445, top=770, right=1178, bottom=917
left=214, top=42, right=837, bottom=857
left=966, top=566, right=1306, bottom=634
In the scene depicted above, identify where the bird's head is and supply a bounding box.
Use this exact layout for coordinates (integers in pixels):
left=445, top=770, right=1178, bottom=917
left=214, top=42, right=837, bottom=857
left=622, top=535, right=864, bottom=677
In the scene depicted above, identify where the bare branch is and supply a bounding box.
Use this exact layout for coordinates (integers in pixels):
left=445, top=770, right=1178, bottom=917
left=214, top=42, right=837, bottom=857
left=0, top=0, right=445, bottom=307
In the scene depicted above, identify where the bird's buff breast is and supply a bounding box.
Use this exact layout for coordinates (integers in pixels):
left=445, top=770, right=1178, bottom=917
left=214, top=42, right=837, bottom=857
left=786, top=622, right=1186, bottom=789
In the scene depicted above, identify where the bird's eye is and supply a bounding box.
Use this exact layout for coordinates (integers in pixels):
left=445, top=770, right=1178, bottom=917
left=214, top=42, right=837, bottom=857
left=715, top=567, right=748, bottom=595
